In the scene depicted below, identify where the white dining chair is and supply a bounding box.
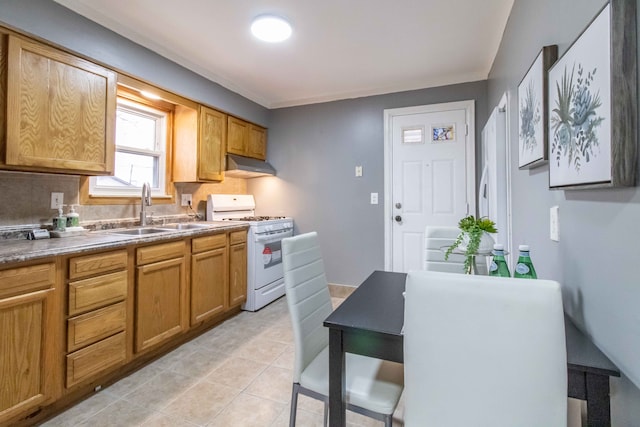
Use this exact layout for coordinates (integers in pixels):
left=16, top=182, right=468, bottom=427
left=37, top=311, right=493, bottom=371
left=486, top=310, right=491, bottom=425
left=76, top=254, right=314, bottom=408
left=282, top=232, right=404, bottom=427
left=403, top=270, right=567, bottom=427
left=424, top=225, right=488, bottom=274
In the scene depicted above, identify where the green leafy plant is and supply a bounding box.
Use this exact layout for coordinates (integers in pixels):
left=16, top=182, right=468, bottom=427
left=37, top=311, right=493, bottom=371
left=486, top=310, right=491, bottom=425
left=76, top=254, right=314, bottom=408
left=445, top=215, right=498, bottom=271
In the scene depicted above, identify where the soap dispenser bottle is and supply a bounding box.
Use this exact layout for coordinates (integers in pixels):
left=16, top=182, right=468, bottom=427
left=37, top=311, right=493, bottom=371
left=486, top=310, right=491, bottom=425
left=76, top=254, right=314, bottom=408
left=66, top=205, right=80, bottom=228
left=55, top=205, right=66, bottom=231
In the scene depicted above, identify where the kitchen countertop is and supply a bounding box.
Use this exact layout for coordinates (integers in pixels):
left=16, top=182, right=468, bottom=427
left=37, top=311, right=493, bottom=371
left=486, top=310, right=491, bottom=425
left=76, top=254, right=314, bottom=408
left=0, top=222, right=249, bottom=265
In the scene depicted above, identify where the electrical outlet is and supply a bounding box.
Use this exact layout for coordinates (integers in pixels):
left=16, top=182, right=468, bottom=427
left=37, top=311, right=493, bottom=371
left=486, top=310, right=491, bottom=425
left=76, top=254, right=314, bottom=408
left=51, top=192, right=64, bottom=209
left=370, top=192, right=378, bottom=204
left=355, top=166, right=363, bottom=177
left=181, top=194, right=192, bottom=207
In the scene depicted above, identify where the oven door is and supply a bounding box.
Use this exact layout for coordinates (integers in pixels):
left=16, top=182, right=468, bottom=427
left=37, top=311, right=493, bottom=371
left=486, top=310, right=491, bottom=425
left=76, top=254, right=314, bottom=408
left=251, top=228, right=293, bottom=290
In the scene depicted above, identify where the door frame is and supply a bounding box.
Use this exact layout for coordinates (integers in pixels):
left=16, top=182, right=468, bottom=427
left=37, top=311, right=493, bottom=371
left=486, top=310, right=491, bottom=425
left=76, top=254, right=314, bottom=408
left=383, top=100, right=476, bottom=270
left=497, top=92, right=514, bottom=267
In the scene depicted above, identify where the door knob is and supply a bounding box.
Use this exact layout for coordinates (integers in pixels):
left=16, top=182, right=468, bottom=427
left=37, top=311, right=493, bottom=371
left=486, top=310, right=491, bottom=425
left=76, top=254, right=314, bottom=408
left=395, top=215, right=402, bottom=222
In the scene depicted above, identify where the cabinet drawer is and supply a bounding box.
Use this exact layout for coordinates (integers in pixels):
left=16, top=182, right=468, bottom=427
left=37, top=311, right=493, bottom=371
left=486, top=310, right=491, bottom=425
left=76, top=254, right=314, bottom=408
left=137, top=241, right=186, bottom=265
left=229, top=230, right=247, bottom=245
left=66, top=331, right=126, bottom=388
left=69, top=250, right=127, bottom=280
left=0, top=262, right=55, bottom=299
left=68, top=270, right=127, bottom=316
left=192, top=233, right=227, bottom=253
left=67, top=302, right=126, bottom=352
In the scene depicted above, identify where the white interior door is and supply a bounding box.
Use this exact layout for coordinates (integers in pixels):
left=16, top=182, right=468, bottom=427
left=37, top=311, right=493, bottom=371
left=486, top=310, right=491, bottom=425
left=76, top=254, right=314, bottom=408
left=384, top=101, right=476, bottom=272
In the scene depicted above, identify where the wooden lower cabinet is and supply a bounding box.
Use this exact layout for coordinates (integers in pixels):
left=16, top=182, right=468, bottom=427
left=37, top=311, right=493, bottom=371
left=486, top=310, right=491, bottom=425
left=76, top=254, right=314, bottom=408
left=67, top=302, right=126, bottom=352
left=65, top=250, right=128, bottom=388
left=135, top=241, right=188, bottom=353
left=229, top=237, right=247, bottom=307
left=0, top=261, right=58, bottom=425
left=191, top=234, right=228, bottom=325
left=3, top=228, right=249, bottom=425
left=66, top=332, right=126, bottom=388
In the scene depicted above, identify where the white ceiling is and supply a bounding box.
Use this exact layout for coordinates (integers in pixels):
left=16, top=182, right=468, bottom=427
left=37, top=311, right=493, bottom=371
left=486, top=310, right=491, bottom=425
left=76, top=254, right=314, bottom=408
left=54, top=0, right=514, bottom=109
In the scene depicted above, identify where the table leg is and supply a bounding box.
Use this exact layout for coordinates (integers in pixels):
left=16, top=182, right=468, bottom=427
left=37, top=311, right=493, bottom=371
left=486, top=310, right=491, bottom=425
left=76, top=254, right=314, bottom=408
left=329, top=328, right=346, bottom=427
left=585, top=374, right=612, bottom=427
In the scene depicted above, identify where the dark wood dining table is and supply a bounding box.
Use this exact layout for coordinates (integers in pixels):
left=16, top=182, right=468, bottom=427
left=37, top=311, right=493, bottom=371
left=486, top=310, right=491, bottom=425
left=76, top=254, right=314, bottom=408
left=323, top=270, right=620, bottom=427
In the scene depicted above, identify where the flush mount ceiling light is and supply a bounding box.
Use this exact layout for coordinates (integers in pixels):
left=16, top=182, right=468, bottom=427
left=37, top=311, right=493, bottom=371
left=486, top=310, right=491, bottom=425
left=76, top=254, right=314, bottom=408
left=251, top=15, right=292, bottom=43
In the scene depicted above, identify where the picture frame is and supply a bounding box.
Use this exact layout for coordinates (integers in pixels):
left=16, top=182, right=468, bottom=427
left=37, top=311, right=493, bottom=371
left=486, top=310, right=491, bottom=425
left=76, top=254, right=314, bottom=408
left=518, top=45, right=557, bottom=169
left=547, top=0, right=637, bottom=189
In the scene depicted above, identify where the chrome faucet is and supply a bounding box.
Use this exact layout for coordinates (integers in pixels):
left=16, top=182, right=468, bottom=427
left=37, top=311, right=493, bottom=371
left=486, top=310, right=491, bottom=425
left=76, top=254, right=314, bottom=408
left=140, top=182, right=152, bottom=226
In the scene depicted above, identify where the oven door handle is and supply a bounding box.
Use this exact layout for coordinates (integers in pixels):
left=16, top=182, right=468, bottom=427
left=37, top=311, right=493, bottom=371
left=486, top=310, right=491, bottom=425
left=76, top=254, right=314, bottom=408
left=254, top=229, right=292, bottom=242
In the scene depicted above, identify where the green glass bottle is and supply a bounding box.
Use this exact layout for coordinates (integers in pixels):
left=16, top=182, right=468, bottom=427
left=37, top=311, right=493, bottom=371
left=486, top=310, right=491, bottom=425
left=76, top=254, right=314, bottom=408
left=513, top=244, right=537, bottom=279
left=489, top=243, right=511, bottom=277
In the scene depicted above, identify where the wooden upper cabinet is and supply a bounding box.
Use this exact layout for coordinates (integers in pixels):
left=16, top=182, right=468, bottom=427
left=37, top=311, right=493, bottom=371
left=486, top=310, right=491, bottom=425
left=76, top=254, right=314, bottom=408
left=198, top=106, right=227, bottom=181
left=227, top=116, right=267, bottom=160
left=4, top=35, right=116, bottom=175
left=173, top=104, right=226, bottom=182
left=248, top=124, right=267, bottom=160
left=226, top=116, right=249, bottom=156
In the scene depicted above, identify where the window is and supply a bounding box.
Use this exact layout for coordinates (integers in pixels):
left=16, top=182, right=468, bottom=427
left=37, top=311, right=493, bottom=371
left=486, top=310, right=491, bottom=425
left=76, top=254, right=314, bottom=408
left=89, top=95, right=170, bottom=198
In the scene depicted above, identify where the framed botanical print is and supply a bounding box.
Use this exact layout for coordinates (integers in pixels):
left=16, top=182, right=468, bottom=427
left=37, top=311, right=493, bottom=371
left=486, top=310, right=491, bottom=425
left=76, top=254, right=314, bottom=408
left=547, top=0, right=637, bottom=189
left=518, top=45, right=557, bottom=169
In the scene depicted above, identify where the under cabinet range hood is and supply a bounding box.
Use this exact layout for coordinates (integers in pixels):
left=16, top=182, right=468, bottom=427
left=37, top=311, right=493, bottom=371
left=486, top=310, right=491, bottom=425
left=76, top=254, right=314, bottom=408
left=225, top=154, right=276, bottom=178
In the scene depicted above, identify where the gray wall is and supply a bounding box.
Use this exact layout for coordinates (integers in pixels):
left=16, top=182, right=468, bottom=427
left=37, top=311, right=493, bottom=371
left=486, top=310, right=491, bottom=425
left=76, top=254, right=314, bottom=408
left=0, top=0, right=263, bottom=226
left=0, top=0, right=268, bottom=126
left=249, top=81, right=488, bottom=286
left=487, top=0, right=640, bottom=424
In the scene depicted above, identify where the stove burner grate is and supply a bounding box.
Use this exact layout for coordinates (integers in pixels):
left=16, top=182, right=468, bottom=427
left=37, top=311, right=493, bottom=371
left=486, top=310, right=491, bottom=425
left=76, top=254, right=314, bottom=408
left=222, top=216, right=286, bottom=221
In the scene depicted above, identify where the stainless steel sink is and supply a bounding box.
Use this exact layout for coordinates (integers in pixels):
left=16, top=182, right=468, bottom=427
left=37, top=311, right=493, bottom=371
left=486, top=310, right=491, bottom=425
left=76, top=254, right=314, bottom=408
left=110, top=228, right=170, bottom=236
left=159, top=223, right=212, bottom=230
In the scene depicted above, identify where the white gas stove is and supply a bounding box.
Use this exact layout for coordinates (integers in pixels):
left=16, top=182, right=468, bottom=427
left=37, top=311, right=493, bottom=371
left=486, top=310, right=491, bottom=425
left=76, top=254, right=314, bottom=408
left=206, top=194, right=293, bottom=311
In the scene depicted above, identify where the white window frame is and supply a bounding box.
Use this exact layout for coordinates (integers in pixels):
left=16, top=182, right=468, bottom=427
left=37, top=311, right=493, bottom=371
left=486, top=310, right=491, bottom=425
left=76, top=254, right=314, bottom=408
left=89, top=97, right=169, bottom=198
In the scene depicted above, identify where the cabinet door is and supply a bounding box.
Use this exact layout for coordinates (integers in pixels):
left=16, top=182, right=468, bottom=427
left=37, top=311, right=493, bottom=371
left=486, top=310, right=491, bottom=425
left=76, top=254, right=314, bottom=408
left=198, top=106, right=226, bottom=181
left=5, top=35, right=116, bottom=174
left=191, top=247, right=227, bottom=325
left=229, top=243, right=247, bottom=307
left=0, top=32, right=7, bottom=161
left=135, top=257, right=187, bottom=353
left=227, top=116, right=249, bottom=156
left=0, top=288, right=54, bottom=423
left=248, top=125, right=267, bottom=160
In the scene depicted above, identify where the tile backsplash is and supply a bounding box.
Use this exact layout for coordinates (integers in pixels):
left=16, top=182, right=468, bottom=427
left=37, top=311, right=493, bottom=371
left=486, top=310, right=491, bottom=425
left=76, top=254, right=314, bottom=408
left=0, top=170, right=247, bottom=228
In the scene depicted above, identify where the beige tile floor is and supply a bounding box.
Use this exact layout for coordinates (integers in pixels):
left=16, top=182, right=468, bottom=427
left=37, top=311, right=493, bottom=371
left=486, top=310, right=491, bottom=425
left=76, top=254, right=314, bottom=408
left=41, top=296, right=405, bottom=427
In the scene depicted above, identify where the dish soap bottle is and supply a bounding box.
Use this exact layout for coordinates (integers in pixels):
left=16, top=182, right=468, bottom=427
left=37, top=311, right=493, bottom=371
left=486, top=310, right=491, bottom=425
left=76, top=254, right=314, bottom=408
left=489, top=243, right=511, bottom=277
left=66, top=205, right=80, bottom=228
left=55, top=205, right=66, bottom=232
left=514, top=245, right=537, bottom=279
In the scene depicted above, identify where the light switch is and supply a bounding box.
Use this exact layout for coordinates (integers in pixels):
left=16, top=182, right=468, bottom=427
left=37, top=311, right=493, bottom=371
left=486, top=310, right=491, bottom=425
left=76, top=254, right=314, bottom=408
left=550, top=206, right=559, bottom=241
left=370, top=193, right=378, bottom=204
left=355, top=166, right=363, bottom=177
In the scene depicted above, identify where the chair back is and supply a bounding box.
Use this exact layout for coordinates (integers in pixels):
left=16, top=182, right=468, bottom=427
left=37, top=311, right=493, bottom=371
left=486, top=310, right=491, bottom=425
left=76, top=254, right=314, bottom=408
left=282, top=232, right=333, bottom=383
left=403, top=271, right=567, bottom=427
left=424, top=226, right=487, bottom=274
